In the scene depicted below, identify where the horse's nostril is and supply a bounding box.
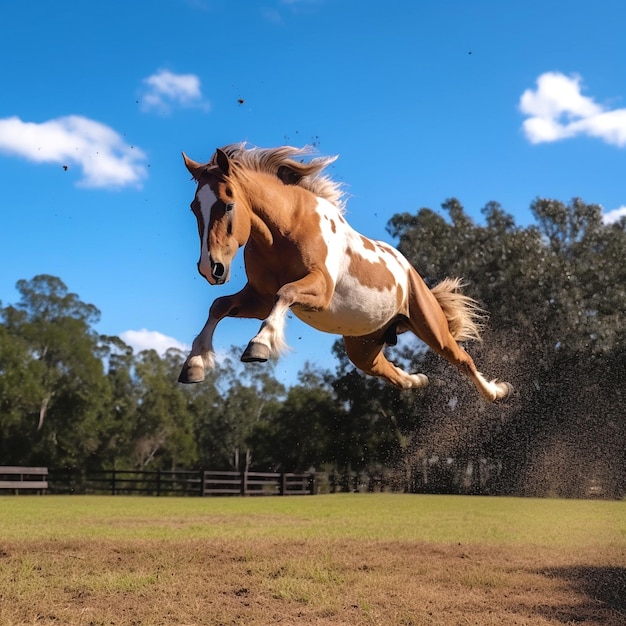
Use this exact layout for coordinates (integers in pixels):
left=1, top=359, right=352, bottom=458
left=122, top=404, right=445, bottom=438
left=212, top=262, right=225, bottom=278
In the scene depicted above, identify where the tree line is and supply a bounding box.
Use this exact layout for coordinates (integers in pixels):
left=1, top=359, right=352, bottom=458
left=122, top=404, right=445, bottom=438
left=1, top=197, right=624, bottom=497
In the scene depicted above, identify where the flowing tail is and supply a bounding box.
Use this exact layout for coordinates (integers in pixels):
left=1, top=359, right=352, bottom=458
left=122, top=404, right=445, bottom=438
left=430, top=278, right=485, bottom=342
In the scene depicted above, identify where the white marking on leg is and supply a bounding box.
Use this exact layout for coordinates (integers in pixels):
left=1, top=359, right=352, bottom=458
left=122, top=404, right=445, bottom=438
left=474, top=371, right=509, bottom=401
left=407, top=373, right=429, bottom=388
left=390, top=368, right=429, bottom=390
left=250, top=299, right=290, bottom=358
left=186, top=353, right=212, bottom=373
left=188, top=316, right=219, bottom=371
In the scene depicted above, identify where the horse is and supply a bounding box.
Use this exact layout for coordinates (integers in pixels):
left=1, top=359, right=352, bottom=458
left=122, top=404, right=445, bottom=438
left=178, top=143, right=511, bottom=402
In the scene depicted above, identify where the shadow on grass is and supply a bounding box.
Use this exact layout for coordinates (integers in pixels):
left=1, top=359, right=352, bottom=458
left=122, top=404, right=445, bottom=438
left=536, top=566, right=626, bottom=625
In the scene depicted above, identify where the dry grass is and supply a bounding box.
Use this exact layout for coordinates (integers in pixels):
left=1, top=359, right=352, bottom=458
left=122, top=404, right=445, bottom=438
left=0, top=494, right=624, bottom=625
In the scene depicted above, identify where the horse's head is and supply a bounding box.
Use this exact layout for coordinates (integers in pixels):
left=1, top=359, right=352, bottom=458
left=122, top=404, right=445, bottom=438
left=183, top=149, right=251, bottom=285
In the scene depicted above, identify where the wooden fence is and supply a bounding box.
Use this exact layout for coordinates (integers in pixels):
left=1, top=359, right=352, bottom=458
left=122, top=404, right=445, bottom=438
left=0, top=466, right=48, bottom=494
left=48, top=468, right=317, bottom=497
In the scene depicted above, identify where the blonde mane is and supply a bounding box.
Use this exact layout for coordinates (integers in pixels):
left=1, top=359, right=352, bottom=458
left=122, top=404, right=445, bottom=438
left=215, top=143, right=347, bottom=213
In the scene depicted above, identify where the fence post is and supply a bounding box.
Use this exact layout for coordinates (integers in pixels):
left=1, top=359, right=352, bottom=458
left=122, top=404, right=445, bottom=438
left=241, top=470, right=248, bottom=496
left=308, top=473, right=316, bottom=495
left=156, top=469, right=161, bottom=497
left=111, top=469, right=116, bottom=495
left=280, top=473, right=287, bottom=496
left=199, top=470, right=206, bottom=497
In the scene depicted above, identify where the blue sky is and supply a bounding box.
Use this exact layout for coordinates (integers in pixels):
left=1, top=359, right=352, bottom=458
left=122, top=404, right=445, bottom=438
left=1, top=0, right=625, bottom=385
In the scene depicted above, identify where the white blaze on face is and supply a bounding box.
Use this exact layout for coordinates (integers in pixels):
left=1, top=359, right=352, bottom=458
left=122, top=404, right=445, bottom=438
left=196, top=184, right=217, bottom=279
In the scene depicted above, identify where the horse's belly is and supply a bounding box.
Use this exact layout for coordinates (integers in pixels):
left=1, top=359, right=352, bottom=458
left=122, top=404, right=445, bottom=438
left=292, top=283, right=402, bottom=337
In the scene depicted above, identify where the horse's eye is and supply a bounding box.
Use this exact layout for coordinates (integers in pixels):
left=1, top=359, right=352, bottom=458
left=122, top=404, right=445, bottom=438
left=225, top=203, right=234, bottom=212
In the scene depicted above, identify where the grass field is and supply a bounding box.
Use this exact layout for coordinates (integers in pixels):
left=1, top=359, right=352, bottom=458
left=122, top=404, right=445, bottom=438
left=0, top=493, right=624, bottom=625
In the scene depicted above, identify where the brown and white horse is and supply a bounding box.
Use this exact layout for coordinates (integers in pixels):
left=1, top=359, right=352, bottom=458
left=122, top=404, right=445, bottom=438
left=178, top=144, right=511, bottom=401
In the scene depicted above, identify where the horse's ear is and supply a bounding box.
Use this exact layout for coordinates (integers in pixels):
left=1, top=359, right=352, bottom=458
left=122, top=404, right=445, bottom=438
left=215, top=148, right=231, bottom=175
left=277, top=164, right=303, bottom=186
left=182, top=152, right=204, bottom=180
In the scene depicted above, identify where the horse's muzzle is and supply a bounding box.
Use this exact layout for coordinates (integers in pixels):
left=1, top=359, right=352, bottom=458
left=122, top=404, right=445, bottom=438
left=212, top=261, right=225, bottom=279
left=209, top=257, right=228, bottom=285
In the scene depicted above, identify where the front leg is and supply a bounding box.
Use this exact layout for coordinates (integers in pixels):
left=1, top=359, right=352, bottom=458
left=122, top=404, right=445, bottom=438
left=178, top=285, right=273, bottom=384
left=242, top=269, right=333, bottom=363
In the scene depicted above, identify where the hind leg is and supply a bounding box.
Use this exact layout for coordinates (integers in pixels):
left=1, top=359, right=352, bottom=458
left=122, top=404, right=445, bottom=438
left=405, top=281, right=510, bottom=401
left=439, top=341, right=511, bottom=401
left=343, top=334, right=429, bottom=390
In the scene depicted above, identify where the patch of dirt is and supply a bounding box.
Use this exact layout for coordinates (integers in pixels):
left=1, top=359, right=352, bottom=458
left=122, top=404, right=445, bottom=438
left=0, top=538, right=624, bottom=625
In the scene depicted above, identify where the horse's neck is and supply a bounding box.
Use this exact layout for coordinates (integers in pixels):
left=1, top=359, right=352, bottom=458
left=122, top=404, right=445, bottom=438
left=249, top=211, right=275, bottom=247
left=244, top=175, right=306, bottom=246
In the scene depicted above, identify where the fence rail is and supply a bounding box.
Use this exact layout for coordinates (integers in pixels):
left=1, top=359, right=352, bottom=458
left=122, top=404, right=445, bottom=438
left=48, top=468, right=316, bottom=497
left=0, top=466, right=48, bottom=493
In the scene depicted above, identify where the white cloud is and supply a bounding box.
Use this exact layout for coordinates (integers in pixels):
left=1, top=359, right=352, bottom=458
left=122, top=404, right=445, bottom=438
left=140, top=69, right=209, bottom=113
left=120, top=329, right=190, bottom=357
left=520, top=72, right=626, bottom=147
left=602, top=206, right=626, bottom=225
left=0, top=115, right=147, bottom=188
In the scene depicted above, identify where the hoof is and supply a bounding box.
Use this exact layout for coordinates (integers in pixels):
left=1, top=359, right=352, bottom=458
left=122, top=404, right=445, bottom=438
left=178, top=364, right=205, bottom=384
left=498, top=382, right=514, bottom=400
left=241, top=342, right=270, bottom=363
left=409, top=373, right=429, bottom=388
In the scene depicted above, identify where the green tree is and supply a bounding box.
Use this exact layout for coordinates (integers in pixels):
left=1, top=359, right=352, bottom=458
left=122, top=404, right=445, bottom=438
left=249, top=364, right=342, bottom=471
left=182, top=363, right=223, bottom=470
left=194, top=348, right=286, bottom=470
left=0, top=325, right=44, bottom=462
left=387, top=198, right=626, bottom=497
left=326, top=342, right=423, bottom=478
left=0, top=275, right=110, bottom=467
left=96, top=335, right=139, bottom=469
left=132, top=348, right=197, bottom=469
